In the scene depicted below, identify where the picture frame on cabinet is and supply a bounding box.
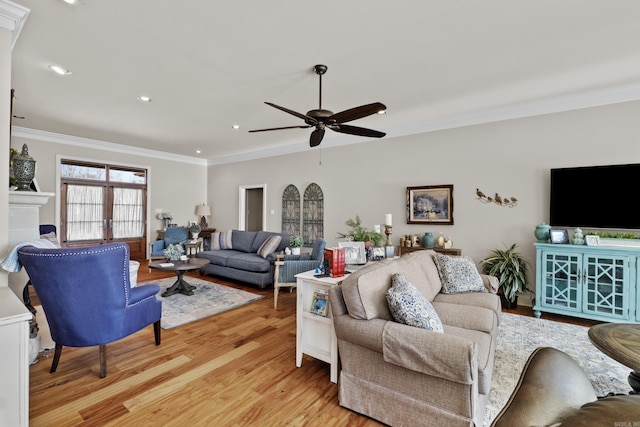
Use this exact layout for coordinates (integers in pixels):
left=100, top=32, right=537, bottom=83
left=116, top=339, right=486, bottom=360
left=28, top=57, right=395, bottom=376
left=406, top=185, right=454, bottom=225
left=549, top=229, right=569, bottom=244
left=585, top=235, right=600, bottom=246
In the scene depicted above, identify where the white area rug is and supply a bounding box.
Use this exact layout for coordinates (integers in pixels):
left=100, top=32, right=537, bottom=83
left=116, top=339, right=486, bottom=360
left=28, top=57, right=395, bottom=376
left=151, top=277, right=264, bottom=329
left=484, top=312, right=631, bottom=426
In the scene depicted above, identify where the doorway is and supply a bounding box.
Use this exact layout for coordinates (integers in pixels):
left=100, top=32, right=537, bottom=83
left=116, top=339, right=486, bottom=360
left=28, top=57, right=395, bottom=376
left=238, top=184, right=267, bottom=231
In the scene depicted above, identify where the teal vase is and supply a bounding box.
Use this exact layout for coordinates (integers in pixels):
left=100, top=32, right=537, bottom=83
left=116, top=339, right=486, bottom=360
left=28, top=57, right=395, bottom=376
left=535, top=223, right=551, bottom=242
left=422, top=232, right=435, bottom=248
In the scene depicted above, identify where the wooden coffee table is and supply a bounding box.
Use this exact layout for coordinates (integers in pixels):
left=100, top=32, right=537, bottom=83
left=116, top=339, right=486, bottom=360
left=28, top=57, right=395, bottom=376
left=149, top=258, right=210, bottom=297
left=588, top=323, right=640, bottom=393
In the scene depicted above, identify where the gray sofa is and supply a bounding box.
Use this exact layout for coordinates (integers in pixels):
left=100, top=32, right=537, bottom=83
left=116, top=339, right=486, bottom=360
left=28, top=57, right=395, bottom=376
left=328, top=250, right=501, bottom=427
left=196, top=230, right=290, bottom=289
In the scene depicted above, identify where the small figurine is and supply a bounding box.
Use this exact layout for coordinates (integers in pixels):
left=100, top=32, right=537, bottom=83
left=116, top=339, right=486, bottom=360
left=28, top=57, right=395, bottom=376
left=436, top=232, right=445, bottom=248
left=444, top=236, right=453, bottom=249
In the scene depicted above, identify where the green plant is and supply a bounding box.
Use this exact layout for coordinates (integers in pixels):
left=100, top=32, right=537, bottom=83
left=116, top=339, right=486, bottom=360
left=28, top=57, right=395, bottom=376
left=189, top=223, right=201, bottom=234
left=587, top=231, right=640, bottom=240
left=336, top=215, right=384, bottom=246
left=289, top=235, right=304, bottom=248
left=481, top=243, right=531, bottom=303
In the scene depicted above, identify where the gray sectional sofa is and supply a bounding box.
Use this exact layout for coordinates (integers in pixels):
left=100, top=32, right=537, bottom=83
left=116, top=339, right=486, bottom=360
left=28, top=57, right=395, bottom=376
left=328, top=250, right=501, bottom=426
left=196, top=230, right=290, bottom=289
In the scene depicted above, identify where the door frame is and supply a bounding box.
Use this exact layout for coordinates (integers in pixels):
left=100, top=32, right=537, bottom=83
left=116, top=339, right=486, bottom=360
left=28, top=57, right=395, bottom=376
left=55, top=154, right=152, bottom=258
left=238, top=183, right=267, bottom=231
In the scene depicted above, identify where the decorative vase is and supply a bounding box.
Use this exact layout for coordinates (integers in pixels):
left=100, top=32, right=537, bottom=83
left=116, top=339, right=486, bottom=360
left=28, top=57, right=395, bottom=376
left=291, top=247, right=301, bottom=255
left=191, top=232, right=199, bottom=239
left=422, top=232, right=435, bottom=248
left=13, top=144, right=36, bottom=191
left=535, top=223, right=551, bottom=242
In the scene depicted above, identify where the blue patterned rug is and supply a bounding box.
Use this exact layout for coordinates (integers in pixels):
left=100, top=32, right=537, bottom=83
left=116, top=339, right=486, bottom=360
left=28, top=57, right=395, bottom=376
left=149, top=277, right=264, bottom=329
left=484, top=312, right=631, bottom=426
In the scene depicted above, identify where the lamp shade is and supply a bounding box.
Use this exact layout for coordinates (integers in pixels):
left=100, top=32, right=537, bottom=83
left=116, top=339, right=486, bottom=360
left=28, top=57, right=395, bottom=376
left=195, top=204, right=211, bottom=216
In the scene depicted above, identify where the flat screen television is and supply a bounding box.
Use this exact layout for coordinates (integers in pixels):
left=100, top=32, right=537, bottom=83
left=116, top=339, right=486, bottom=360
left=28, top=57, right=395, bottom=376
left=550, top=163, right=640, bottom=230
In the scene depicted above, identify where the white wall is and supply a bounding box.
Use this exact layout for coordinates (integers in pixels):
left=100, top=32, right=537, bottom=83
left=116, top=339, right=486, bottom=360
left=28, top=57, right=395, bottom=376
left=1, top=24, right=11, bottom=287
left=208, top=100, right=640, bottom=305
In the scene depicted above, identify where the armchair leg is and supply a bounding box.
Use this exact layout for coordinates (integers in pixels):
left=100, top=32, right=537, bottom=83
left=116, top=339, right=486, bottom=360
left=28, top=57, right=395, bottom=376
left=154, top=320, right=161, bottom=345
left=274, top=285, right=280, bottom=310
left=50, top=343, right=63, bottom=373
left=99, top=345, right=107, bottom=378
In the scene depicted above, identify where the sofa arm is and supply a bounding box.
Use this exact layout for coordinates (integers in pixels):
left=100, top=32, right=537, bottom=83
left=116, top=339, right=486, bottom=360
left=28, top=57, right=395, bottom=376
left=382, top=321, right=477, bottom=384
left=481, top=274, right=499, bottom=293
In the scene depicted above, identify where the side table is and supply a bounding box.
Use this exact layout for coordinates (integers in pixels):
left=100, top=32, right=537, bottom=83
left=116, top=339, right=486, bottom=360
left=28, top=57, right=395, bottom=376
left=184, top=239, right=202, bottom=257
left=296, top=269, right=345, bottom=383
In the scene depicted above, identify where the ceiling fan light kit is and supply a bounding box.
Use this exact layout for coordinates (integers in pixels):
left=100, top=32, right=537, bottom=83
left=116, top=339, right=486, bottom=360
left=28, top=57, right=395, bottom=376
left=249, top=64, right=386, bottom=147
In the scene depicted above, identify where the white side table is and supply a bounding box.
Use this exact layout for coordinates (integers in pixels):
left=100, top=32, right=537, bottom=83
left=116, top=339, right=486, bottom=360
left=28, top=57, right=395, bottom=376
left=295, top=270, right=345, bottom=383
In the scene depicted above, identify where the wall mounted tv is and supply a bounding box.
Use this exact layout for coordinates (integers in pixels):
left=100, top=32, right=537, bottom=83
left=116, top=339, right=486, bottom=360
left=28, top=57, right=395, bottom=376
left=550, top=163, right=640, bottom=230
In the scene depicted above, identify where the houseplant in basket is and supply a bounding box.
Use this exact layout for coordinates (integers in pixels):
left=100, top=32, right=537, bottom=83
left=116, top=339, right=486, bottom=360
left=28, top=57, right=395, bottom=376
left=481, top=243, right=531, bottom=309
left=289, top=235, right=304, bottom=255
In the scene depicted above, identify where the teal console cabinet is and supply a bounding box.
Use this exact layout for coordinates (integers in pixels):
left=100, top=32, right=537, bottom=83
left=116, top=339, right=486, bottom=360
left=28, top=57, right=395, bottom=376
left=534, top=243, right=639, bottom=323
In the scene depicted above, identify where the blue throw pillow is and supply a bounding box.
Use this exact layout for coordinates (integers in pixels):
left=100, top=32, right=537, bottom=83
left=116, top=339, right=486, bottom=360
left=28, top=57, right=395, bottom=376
left=386, top=274, right=443, bottom=332
left=434, top=253, right=486, bottom=294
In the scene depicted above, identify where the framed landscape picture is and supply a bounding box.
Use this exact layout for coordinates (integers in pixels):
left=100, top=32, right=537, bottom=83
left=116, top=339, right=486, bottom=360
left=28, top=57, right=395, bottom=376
left=406, top=185, right=454, bottom=225
left=338, top=241, right=367, bottom=265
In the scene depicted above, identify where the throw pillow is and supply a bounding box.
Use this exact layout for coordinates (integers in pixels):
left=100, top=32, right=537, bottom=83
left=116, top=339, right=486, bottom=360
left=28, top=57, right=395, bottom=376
left=40, top=232, right=61, bottom=247
left=257, top=235, right=282, bottom=258
left=386, top=273, right=444, bottom=332
left=210, top=232, right=222, bottom=250
left=222, top=230, right=233, bottom=249
left=434, top=253, right=486, bottom=294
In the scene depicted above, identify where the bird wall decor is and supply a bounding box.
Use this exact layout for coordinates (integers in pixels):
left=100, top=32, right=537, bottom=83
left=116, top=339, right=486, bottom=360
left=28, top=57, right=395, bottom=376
left=476, top=188, right=518, bottom=208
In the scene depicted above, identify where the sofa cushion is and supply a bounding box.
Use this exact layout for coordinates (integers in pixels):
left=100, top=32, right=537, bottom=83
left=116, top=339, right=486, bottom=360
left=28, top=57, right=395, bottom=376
left=387, top=274, right=443, bottom=332
left=257, top=235, right=281, bottom=258
left=232, top=230, right=256, bottom=253
left=251, top=231, right=288, bottom=253
left=434, top=253, right=486, bottom=294
left=225, top=252, right=272, bottom=272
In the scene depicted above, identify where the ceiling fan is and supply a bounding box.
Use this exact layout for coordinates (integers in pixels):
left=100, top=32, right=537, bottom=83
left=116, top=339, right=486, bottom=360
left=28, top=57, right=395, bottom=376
left=249, top=64, right=387, bottom=147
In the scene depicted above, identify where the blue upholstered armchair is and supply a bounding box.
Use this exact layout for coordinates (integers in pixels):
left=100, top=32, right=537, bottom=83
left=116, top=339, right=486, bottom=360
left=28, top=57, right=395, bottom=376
left=18, top=243, right=162, bottom=378
left=273, top=237, right=326, bottom=309
left=149, top=226, right=190, bottom=260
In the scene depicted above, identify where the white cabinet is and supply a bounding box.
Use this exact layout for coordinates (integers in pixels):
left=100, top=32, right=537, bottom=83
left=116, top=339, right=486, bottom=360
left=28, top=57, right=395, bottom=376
left=0, top=287, right=32, bottom=426
left=295, top=270, right=343, bottom=383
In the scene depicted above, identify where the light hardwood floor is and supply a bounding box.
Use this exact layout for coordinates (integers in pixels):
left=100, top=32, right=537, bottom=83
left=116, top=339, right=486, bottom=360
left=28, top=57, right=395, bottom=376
left=27, top=260, right=597, bottom=426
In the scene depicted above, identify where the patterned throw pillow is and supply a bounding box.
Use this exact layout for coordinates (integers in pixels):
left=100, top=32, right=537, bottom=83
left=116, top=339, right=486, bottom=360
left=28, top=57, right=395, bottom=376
left=386, top=274, right=444, bottom=332
left=257, top=235, right=282, bottom=258
left=434, top=253, right=486, bottom=294
left=209, top=230, right=233, bottom=250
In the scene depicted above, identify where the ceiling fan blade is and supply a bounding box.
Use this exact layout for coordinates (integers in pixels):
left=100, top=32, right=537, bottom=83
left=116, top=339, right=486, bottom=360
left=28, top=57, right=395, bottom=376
left=264, top=102, right=317, bottom=124
left=249, top=125, right=312, bottom=133
left=328, top=102, right=386, bottom=124
left=330, top=124, right=386, bottom=138
left=310, top=128, right=325, bottom=147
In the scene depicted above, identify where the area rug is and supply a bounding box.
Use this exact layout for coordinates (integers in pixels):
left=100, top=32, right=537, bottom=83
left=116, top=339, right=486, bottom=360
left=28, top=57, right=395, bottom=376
left=483, top=312, right=631, bottom=426
left=148, top=277, right=264, bottom=329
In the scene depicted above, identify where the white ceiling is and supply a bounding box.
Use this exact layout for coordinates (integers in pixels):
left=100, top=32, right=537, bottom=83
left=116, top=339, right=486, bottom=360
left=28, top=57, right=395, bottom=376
left=9, top=0, right=640, bottom=164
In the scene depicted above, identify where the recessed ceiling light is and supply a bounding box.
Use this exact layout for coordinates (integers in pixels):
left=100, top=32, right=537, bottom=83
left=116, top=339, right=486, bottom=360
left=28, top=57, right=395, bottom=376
left=62, top=0, right=79, bottom=4
left=137, top=96, right=151, bottom=102
left=232, top=124, right=240, bottom=129
left=196, top=150, right=202, bottom=154
left=48, top=65, right=71, bottom=75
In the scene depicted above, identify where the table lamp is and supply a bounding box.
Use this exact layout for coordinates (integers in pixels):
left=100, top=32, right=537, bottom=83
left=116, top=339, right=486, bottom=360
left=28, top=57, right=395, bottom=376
left=195, top=204, right=211, bottom=229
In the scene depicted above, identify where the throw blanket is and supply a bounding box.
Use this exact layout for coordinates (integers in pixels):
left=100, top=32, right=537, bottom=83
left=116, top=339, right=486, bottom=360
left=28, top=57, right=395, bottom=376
left=1, top=239, right=59, bottom=273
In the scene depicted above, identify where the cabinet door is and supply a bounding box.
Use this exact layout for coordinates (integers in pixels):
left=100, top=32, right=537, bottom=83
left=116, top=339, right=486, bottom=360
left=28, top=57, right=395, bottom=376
left=540, top=251, right=582, bottom=312
left=583, top=254, right=630, bottom=320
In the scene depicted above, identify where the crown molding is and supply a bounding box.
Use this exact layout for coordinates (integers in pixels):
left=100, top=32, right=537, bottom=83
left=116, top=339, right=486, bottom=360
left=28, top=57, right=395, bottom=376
left=11, top=127, right=207, bottom=166
left=0, top=0, right=30, bottom=49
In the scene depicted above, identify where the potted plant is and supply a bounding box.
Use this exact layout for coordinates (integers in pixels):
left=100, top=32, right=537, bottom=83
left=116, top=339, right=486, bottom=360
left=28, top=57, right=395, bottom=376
left=289, top=235, right=304, bottom=255
left=189, top=223, right=201, bottom=239
left=481, top=243, right=531, bottom=309
left=336, top=215, right=384, bottom=248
